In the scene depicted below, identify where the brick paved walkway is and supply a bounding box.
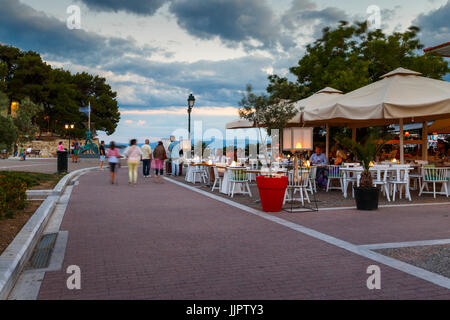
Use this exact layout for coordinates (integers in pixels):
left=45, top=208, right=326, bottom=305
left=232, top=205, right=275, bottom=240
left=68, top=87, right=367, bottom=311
left=37, top=169, right=450, bottom=299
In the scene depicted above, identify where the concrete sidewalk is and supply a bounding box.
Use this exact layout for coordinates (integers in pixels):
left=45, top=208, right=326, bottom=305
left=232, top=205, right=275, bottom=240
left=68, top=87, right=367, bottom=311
left=36, top=168, right=450, bottom=299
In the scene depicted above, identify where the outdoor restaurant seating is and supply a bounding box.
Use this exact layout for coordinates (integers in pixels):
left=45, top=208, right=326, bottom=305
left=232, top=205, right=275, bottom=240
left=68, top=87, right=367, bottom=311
left=211, top=166, right=222, bottom=192
left=227, top=167, right=252, bottom=198
left=389, top=165, right=412, bottom=201
left=326, top=165, right=344, bottom=192
left=370, top=165, right=391, bottom=202
left=284, top=167, right=311, bottom=206
left=419, top=167, right=449, bottom=198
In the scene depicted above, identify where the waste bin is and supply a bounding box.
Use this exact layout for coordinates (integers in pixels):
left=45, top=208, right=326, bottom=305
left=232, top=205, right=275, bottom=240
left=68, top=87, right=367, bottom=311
left=57, top=150, right=68, bottom=173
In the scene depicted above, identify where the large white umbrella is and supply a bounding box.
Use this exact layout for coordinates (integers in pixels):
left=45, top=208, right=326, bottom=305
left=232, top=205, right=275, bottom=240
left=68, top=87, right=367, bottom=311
left=302, top=67, right=450, bottom=163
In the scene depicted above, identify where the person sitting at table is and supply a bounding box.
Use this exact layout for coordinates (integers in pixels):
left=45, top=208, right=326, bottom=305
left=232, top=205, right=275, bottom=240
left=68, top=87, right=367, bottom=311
left=309, top=146, right=328, bottom=165
left=214, top=148, right=226, bottom=163
left=334, top=149, right=347, bottom=165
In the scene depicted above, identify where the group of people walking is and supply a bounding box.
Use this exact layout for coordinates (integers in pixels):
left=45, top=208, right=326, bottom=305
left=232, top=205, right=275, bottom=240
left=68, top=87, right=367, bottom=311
left=104, top=139, right=169, bottom=185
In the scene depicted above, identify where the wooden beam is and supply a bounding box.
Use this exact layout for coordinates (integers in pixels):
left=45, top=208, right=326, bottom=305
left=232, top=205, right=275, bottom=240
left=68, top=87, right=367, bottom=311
left=326, top=124, right=330, bottom=162
left=422, top=121, right=428, bottom=161
left=399, top=118, right=404, bottom=164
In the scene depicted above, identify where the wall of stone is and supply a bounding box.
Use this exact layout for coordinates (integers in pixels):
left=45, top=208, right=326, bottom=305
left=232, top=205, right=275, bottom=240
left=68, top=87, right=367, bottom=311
left=19, top=138, right=99, bottom=158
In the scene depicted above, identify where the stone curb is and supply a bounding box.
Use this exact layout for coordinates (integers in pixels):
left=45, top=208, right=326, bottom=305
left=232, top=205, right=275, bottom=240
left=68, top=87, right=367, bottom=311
left=0, top=166, right=98, bottom=300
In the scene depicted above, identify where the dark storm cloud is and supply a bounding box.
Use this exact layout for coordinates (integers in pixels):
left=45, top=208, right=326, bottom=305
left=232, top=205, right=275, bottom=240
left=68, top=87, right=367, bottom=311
left=0, top=0, right=160, bottom=66
left=78, top=0, right=169, bottom=15
left=169, top=0, right=281, bottom=50
left=414, top=0, right=450, bottom=47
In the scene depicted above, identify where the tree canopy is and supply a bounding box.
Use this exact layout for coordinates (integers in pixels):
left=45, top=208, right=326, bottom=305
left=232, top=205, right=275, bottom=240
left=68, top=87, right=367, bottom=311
left=0, top=44, right=120, bottom=138
left=267, top=21, right=450, bottom=101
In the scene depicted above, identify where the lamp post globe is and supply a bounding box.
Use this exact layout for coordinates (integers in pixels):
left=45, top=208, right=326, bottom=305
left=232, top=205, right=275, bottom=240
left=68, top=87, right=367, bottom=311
left=187, top=93, right=195, bottom=140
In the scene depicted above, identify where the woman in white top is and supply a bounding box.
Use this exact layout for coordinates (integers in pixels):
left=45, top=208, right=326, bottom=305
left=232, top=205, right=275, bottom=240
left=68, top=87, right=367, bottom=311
left=125, top=139, right=142, bottom=185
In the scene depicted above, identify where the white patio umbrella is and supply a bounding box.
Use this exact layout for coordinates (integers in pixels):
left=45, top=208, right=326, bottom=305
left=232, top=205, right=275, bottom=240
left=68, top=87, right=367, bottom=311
left=302, top=67, right=450, bottom=163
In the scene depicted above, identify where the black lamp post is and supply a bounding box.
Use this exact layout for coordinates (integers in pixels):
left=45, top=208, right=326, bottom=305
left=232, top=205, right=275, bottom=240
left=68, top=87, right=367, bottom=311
left=187, top=93, right=195, bottom=140
left=65, top=124, right=75, bottom=155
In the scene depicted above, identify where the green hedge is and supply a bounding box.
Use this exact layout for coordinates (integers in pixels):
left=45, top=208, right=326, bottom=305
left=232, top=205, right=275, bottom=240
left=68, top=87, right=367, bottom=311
left=0, top=174, right=28, bottom=219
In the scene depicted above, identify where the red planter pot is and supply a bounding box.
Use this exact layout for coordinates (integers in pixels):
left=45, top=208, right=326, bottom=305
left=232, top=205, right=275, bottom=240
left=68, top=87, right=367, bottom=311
left=256, top=176, right=288, bottom=212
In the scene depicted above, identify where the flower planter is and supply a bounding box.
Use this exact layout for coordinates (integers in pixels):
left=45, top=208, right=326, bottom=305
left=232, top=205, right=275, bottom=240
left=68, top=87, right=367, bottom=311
left=354, top=187, right=379, bottom=210
left=256, top=175, right=288, bottom=212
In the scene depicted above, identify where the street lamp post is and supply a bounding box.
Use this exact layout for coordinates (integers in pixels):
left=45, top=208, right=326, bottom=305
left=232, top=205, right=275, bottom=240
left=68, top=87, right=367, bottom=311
left=65, top=124, right=75, bottom=156
left=187, top=94, right=195, bottom=141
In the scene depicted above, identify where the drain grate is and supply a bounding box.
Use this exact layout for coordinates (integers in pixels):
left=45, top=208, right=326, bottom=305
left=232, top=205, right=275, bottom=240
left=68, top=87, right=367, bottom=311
left=29, top=233, right=58, bottom=269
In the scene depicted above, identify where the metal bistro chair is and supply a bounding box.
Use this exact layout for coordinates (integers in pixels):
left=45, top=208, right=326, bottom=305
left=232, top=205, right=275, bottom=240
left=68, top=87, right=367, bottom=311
left=283, top=167, right=311, bottom=206
left=326, top=165, right=344, bottom=192
left=227, top=167, right=252, bottom=198
left=389, top=165, right=412, bottom=201
left=419, top=167, right=449, bottom=198
left=211, top=166, right=222, bottom=192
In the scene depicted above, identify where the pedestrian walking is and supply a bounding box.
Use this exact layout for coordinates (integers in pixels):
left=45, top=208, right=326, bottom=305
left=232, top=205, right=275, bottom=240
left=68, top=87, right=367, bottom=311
left=19, top=146, right=25, bottom=161
left=168, top=136, right=181, bottom=176
left=124, top=139, right=142, bottom=185
left=106, top=141, right=120, bottom=184
left=73, top=140, right=79, bottom=163
left=152, top=141, right=167, bottom=183
left=141, top=139, right=152, bottom=178
left=99, top=141, right=106, bottom=170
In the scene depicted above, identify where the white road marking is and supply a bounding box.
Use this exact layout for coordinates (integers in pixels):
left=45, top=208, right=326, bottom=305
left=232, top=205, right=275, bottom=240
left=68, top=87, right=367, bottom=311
left=359, top=239, right=450, bottom=250
left=166, top=177, right=450, bottom=290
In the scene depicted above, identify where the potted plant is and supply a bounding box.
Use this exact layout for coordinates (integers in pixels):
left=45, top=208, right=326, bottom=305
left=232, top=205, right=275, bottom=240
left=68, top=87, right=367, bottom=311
left=238, top=84, right=297, bottom=212
left=339, top=134, right=387, bottom=210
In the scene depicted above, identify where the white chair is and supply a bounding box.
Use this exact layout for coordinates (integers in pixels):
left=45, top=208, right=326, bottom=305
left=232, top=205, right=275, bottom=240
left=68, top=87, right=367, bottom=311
left=283, top=168, right=311, bottom=206
left=227, top=167, right=252, bottom=198
left=419, top=167, right=449, bottom=198
left=408, top=166, right=422, bottom=191
left=307, top=166, right=317, bottom=194
left=389, top=165, right=411, bottom=201
left=248, top=159, right=258, bottom=182
left=191, top=165, right=208, bottom=184
left=371, top=165, right=390, bottom=202
left=326, top=165, right=344, bottom=192
left=211, top=166, right=222, bottom=191
left=343, top=168, right=359, bottom=198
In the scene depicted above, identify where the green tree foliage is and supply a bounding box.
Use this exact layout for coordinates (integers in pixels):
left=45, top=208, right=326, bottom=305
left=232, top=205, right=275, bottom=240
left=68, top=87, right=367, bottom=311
left=267, top=21, right=450, bottom=101
left=0, top=44, right=120, bottom=138
left=13, top=97, right=43, bottom=144
left=0, top=91, right=17, bottom=151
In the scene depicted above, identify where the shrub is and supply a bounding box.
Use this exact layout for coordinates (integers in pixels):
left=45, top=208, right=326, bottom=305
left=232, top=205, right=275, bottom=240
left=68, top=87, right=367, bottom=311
left=0, top=174, right=28, bottom=219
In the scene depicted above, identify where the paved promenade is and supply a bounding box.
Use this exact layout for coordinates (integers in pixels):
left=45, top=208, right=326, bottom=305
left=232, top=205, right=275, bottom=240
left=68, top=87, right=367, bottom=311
left=33, top=168, right=450, bottom=299
left=0, top=158, right=99, bottom=174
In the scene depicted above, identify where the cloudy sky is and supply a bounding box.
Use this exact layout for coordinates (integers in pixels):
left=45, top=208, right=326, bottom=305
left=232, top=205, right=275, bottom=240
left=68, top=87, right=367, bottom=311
left=1, top=0, right=449, bottom=142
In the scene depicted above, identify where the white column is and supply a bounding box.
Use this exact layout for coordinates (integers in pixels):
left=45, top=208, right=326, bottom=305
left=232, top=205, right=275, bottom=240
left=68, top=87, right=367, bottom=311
left=399, top=118, right=404, bottom=164
left=326, top=124, right=330, bottom=161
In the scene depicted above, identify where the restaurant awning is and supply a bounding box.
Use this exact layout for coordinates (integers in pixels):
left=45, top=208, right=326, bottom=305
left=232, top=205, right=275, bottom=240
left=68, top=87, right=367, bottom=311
left=302, top=68, right=450, bottom=127
left=424, top=42, right=450, bottom=57
left=428, top=118, right=450, bottom=134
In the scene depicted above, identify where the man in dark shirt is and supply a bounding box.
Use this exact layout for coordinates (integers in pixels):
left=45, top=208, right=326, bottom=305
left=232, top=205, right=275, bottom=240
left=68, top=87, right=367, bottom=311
left=99, top=141, right=106, bottom=170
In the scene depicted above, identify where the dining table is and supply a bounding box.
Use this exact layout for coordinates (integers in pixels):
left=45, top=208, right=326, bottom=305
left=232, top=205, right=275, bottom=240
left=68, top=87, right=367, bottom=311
left=340, top=165, right=413, bottom=198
